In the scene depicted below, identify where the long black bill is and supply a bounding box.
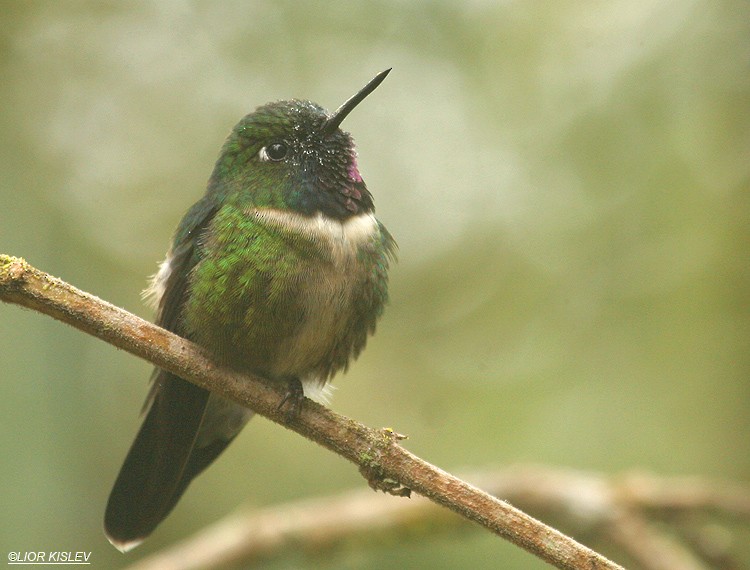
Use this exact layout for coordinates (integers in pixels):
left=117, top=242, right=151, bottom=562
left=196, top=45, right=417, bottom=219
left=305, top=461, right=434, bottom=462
left=322, top=68, right=391, bottom=136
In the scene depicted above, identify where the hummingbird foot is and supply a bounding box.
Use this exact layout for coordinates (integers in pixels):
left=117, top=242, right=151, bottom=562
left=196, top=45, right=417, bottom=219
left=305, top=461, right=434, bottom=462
left=277, top=376, right=305, bottom=422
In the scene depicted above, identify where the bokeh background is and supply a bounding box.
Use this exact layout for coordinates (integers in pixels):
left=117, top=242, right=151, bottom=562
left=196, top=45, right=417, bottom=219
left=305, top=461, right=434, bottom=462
left=1, top=1, right=748, bottom=568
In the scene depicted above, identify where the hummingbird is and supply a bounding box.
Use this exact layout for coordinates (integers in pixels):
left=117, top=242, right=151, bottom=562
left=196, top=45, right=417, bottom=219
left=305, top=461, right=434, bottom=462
left=104, top=70, right=395, bottom=551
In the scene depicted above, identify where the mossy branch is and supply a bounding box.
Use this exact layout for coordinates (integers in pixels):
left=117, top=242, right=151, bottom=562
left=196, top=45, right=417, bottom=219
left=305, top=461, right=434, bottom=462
left=0, top=254, right=623, bottom=570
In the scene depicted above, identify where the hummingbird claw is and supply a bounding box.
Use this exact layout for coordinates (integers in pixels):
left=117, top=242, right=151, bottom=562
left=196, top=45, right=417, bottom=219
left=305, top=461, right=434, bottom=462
left=277, top=377, right=305, bottom=422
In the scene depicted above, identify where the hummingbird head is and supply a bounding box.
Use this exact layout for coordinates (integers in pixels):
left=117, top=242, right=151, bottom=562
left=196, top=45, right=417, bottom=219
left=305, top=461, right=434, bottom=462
left=209, top=69, right=390, bottom=220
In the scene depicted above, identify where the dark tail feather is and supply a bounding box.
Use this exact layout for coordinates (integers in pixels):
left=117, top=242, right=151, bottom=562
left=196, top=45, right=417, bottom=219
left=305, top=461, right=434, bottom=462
left=104, top=371, right=215, bottom=551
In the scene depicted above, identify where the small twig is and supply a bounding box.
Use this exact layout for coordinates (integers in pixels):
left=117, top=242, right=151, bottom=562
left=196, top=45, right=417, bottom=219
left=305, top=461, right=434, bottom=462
left=674, top=522, right=743, bottom=570
left=616, top=472, right=750, bottom=520
left=124, top=467, right=750, bottom=570
left=608, top=511, right=710, bottom=570
left=0, top=255, right=623, bottom=570
left=125, top=485, right=453, bottom=570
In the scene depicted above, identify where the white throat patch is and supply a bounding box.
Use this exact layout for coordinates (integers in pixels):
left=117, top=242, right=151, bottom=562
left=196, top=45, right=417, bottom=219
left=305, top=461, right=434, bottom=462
left=248, top=209, right=379, bottom=263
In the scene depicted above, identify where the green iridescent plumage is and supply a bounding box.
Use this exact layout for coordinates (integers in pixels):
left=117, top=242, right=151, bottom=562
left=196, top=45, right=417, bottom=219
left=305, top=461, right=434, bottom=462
left=105, top=70, right=395, bottom=551
left=184, top=203, right=394, bottom=381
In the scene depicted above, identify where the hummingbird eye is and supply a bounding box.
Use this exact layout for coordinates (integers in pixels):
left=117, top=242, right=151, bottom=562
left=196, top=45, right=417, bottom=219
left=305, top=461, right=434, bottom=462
left=260, top=142, right=288, bottom=162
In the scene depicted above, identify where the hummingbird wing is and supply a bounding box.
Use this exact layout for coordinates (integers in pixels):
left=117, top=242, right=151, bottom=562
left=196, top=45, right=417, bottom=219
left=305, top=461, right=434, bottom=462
left=105, top=198, right=223, bottom=551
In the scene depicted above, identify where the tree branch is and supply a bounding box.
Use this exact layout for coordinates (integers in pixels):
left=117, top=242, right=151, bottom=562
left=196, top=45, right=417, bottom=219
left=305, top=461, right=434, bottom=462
left=0, top=254, right=623, bottom=570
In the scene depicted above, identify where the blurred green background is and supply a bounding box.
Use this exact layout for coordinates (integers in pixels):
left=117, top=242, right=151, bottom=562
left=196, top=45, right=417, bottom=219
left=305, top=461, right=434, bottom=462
left=1, top=1, right=748, bottom=568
